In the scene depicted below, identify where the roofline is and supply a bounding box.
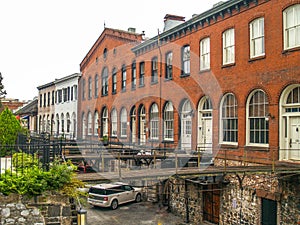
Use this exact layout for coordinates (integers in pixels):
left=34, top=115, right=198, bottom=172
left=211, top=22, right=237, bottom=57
left=132, top=0, right=256, bottom=52
left=54, top=72, right=81, bottom=84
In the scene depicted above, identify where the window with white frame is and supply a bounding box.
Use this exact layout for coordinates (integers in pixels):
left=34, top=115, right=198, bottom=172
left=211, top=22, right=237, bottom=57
left=247, top=90, right=269, bottom=145
left=164, top=102, right=174, bottom=140
left=122, top=64, right=126, bottom=91
left=102, top=108, right=108, bottom=137
left=120, top=108, right=127, bottom=137
left=182, top=45, right=190, bottom=76
left=222, top=28, right=235, bottom=65
left=283, top=4, right=300, bottom=50
left=88, top=77, right=92, bottom=99
left=102, top=67, right=108, bottom=96
left=165, top=52, right=173, bottom=80
left=132, top=61, right=136, bottom=89
left=221, top=93, right=238, bottom=143
left=111, top=109, right=117, bottom=137
left=112, top=68, right=117, bottom=94
left=139, top=62, right=145, bottom=86
left=82, top=79, right=85, bottom=100
left=95, top=74, right=99, bottom=98
left=150, top=104, right=159, bottom=140
left=94, top=111, right=99, bottom=136
left=87, top=111, right=92, bottom=135
left=151, top=57, right=158, bottom=83
left=250, top=17, right=265, bottom=58
left=200, top=37, right=210, bottom=71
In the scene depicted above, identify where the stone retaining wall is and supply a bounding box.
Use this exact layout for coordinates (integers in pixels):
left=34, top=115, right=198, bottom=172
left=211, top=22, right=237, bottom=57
left=0, top=193, right=77, bottom=225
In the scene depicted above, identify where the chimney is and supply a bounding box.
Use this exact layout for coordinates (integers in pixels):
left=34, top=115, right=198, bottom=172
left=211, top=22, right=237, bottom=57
left=128, top=27, right=136, bottom=33
left=163, top=14, right=185, bottom=32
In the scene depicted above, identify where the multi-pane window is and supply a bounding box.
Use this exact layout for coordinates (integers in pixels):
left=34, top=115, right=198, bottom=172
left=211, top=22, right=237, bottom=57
left=74, top=85, right=78, bottom=100
left=151, top=57, right=158, bottom=83
left=139, top=62, right=145, bottom=86
left=43, top=93, right=46, bottom=107
left=102, top=108, right=108, bottom=137
left=122, top=64, right=127, bottom=91
left=87, top=111, right=92, bottom=135
left=120, top=108, right=127, bottom=137
left=132, top=61, right=136, bottom=89
left=286, top=86, right=300, bottom=112
left=95, top=74, right=99, bottom=98
left=150, top=104, right=159, bottom=140
left=111, top=109, right=117, bottom=137
left=248, top=90, right=269, bottom=145
left=182, top=45, right=190, bottom=76
left=88, top=77, right=92, bottom=99
left=221, top=93, right=238, bottom=143
left=82, top=79, right=86, bottom=100
left=283, top=4, right=300, bottom=50
left=94, top=111, right=99, bottom=136
left=102, top=67, right=108, bottom=96
left=164, top=102, right=174, bottom=140
left=165, top=52, right=173, bottom=80
left=63, top=88, right=68, bottom=102
left=223, top=28, right=235, bottom=65
left=112, top=68, right=117, bottom=94
left=39, top=94, right=42, bottom=107
left=58, top=90, right=62, bottom=103
left=250, top=18, right=265, bottom=58
left=200, top=37, right=210, bottom=71
left=52, top=91, right=55, bottom=105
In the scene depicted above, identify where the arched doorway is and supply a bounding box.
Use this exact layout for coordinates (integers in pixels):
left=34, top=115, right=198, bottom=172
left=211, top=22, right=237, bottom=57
left=139, top=105, right=146, bottom=144
left=181, top=99, right=193, bottom=150
left=197, top=96, right=213, bottom=153
left=280, top=85, right=300, bottom=160
left=130, top=107, right=137, bottom=143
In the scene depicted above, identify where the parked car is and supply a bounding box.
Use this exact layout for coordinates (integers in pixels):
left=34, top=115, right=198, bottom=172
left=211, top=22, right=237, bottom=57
left=87, top=182, right=142, bottom=210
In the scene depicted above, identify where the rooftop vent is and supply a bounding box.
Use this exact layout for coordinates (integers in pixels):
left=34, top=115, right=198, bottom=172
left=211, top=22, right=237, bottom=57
left=128, top=27, right=136, bottom=33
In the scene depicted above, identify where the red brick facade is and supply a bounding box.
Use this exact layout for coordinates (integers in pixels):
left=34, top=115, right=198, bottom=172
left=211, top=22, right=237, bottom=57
left=79, top=0, right=300, bottom=165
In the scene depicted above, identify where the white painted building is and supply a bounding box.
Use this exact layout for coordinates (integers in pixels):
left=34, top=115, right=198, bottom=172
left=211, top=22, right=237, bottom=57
left=37, top=73, right=81, bottom=139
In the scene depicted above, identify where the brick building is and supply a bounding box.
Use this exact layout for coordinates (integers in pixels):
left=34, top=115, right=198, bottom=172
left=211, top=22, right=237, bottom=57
left=78, top=0, right=300, bottom=223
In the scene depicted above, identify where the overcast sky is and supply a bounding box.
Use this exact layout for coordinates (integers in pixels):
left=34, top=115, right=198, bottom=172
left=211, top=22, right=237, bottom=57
left=0, top=0, right=222, bottom=101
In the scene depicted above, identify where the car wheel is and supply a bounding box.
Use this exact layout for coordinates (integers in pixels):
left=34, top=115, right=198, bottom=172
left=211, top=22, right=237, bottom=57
left=135, top=193, right=141, bottom=202
left=111, top=199, right=118, bottom=210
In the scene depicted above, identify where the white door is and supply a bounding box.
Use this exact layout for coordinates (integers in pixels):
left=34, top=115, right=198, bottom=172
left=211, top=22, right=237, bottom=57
left=131, top=117, right=136, bottom=143
left=140, top=116, right=146, bottom=144
left=202, top=118, right=212, bottom=153
left=181, top=114, right=192, bottom=149
left=290, top=117, right=300, bottom=160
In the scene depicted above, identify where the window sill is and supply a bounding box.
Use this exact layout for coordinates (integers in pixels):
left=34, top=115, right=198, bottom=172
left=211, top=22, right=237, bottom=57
left=139, top=84, right=145, bottom=88
left=112, top=91, right=117, bottom=95
left=199, top=68, right=211, bottom=74
left=121, top=89, right=126, bottom=93
left=164, top=78, right=173, bottom=82
left=282, top=46, right=300, bottom=54
left=151, top=81, right=158, bottom=85
left=101, top=94, right=108, bottom=97
left=219, top=143, right=238, bottom=149
left=248, top=55, right=265, bottom=62
left=180, top=74, right=190, bottom=78
left=244, top=145, right=269, bottom=151
left=221, top=62, right=235, bottom=68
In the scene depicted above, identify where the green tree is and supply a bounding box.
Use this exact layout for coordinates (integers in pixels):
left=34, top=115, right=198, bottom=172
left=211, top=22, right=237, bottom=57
left=0, top=108, right=23, bottom=156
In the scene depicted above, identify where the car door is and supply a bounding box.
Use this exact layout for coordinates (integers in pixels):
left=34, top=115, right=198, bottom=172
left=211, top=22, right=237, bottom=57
left=122, top=185, right=135, bottom=202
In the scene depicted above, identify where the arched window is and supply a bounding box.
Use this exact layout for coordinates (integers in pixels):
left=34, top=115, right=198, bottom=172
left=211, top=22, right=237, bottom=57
left=95, top=74, right=99, bottom=98
left=101, top=108, right=108, bottom=137
left=102, top=67, right=108, bottom=96
left=150, top=103, right=159, bottom=140
left=220, top=93, right=238, bottom=143
left=94, top=111, right=99, bottom=136
left=120, top=108, right=127, bottom=137
left=164, top=102, right=174, bottom=140
left=247, top=90, right=269, bottom=145
left=87, top=111, right=92, bottom=135
left=111, top=108, right=117, bottom=137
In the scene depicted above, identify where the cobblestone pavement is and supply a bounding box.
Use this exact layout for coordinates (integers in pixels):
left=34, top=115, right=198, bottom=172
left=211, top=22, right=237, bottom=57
left=86, top=201, right=189, bottom=225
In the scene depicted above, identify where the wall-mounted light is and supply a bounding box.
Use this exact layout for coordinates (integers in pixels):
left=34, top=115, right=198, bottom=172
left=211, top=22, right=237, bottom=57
left=265, top=113, right=275, bottom=121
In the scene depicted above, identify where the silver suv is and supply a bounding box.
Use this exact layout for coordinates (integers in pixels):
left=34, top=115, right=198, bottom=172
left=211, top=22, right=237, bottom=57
left=88, top=182, right=142, bottom=210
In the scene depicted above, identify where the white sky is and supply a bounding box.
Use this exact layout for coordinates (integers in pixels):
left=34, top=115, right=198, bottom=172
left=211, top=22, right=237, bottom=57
left=0, top=0, right=222, bottom=101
